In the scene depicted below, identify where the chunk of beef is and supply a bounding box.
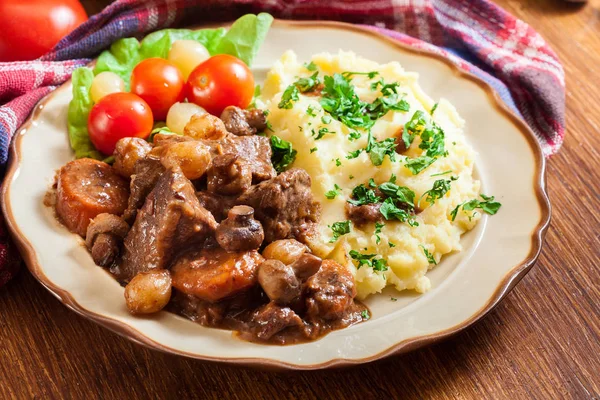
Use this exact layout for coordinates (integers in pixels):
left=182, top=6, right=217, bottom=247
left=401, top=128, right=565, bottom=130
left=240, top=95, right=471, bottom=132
left=249, top=302, right=305, bottom=341
left=123, top=157, right=165, bottom=224
left=195, top=191, right=237, bottom=222
left=237, top=169, right=320, bottom=243
left=220, top=106, right=267, bottom=136
left=207, top=154, right=252, bottom=195
left=118, top=168, right=217, bottom=281
left=305, top=260, right=356, bottom=321
left=216, top=135, right=276, bottom=183
left=85, top=213, right=129, bottom=267
left=171, top=291, right=228, bottom=326
left=345, top=203, right=383, bottom=226
left=394, top=126, right=408, bottom=154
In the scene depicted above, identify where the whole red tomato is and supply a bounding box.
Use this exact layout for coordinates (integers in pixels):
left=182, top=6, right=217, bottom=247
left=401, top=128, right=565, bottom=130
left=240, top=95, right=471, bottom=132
left=186, top=55, right=254, bottom=116
left=0, top=0, right=88, bottom=61
left=88, top=92, right=153, bottom=155
left=130, top=58, right=185, bottom=121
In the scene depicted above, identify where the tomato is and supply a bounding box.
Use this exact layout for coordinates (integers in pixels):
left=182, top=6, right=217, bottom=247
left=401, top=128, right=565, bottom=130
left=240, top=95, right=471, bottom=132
left=131, top=58, right=185, bottom=121
left=88, top=93, right=153, bottom=155
left=0, top=0, right=87, bottom=61
left=186, top=55, right=254, bottom=116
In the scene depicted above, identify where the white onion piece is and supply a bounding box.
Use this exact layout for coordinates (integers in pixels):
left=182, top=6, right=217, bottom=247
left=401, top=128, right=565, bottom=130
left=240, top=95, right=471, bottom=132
left=166, top=102, right=206, bottom=134
left=168, top=40, right=210, bottom=80
left=90, top=71, right=125, bottom=103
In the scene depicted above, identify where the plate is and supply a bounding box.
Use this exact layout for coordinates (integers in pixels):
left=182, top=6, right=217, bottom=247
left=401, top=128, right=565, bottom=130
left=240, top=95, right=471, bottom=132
left=1, top=20, right=550, bottom=369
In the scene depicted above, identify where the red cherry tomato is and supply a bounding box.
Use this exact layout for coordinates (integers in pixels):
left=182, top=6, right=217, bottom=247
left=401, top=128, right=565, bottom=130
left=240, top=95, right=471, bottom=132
left=186, top=55, right=254, bottom=116
left=0, top=0, right=88, bottom=61
left=88, top=92, right=153, bottom=155
left=130, top=58, right=185, bottom=121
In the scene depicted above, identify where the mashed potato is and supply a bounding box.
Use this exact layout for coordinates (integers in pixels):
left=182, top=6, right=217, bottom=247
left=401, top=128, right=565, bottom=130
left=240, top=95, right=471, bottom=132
left=258, top=51, right=481, bottom=299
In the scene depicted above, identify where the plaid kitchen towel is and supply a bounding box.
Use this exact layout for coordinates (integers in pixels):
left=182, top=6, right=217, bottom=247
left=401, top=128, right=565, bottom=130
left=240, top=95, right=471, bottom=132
left=0, top=0, right=565, bottom=286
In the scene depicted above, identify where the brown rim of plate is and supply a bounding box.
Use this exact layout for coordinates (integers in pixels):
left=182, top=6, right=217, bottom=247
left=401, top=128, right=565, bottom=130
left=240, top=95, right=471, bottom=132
left=0, top=19, right=551, bottom=370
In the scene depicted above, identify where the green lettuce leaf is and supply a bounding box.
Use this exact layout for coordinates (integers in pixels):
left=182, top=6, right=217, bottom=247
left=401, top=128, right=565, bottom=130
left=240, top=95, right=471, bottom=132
left=67, top=67, right=103, bottom=160
left=215, top=13, right=273, bottom=66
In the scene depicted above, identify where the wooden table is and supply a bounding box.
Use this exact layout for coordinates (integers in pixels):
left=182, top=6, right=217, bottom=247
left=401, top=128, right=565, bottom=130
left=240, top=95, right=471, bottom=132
left=1, top=1, right=599, bottom=398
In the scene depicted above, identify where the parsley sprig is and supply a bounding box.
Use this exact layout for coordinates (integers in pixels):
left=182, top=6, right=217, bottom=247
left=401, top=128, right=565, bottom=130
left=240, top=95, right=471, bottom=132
left=350, top=250, right=389, bottom=272
left=402, top=110, right=448, bottom=175
left=329, top=221, right=351, bottom=243
left=419, top=177, right=458, bottom=207
left=270, top=136, right=297, bottom=173
left=325, top=184, right=342, bottom=199
left=420, top=245, right=437, bottom=265
left=450, top=194, right=502, bottom=221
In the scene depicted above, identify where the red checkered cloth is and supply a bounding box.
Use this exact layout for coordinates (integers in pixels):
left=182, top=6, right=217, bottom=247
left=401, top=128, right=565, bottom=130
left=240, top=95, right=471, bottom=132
left=0, top=0, right=564, bottom=286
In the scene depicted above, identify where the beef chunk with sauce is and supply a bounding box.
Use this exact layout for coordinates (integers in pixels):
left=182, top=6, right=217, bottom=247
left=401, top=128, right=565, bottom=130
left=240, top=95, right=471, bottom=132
left=249, top=302, right=306, bottom=341
left=195, top=191, right=237, bottom=222
left=215, top=135, right=276, bottom=183
left=237, top=168, right=320, bottom=243
left=118, top=167, right=217, bottom=281
left=305, top=260, right=356, bottom=321
left=207, top=153, right=252, bottom=195
left=123, top=157, right=165, bottom=223
left=220, top=106, right=267, bottom=136
left=345, top=202, right=383, bottom=226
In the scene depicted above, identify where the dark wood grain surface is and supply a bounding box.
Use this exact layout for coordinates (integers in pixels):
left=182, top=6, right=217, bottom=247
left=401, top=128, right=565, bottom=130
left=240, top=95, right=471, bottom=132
left=1, top=0, right=599, bottom=398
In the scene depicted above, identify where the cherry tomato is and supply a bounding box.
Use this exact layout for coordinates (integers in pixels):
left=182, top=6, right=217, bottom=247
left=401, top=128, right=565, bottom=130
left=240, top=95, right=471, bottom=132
left=0, top=0, right=88, bottom=61
left=186, top=55, right=254, bottom=116
left=88, top=93, right=153, bottom=155
left=131, top=58, right=185, bottom=121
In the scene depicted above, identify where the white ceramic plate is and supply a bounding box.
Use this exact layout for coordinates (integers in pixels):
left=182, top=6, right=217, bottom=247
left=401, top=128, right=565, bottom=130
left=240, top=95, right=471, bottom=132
left=1, top=20, right=550, bottom=369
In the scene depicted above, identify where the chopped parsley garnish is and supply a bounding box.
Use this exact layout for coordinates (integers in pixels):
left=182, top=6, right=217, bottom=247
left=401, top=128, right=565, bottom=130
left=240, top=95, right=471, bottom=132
left=349, top=250, right=388, bottom=272
left=389, top=242, right=396, bottom=248
left=335, top=158, right=342, bottom=167
left=402, top=110, right=448, bottom=174
left=306, top=105, right=317, bottom=117
left=380, top=198, right=418, bottom=226
left=430, top=102, right=439, bottom=115
left=265, top=120, right=274, bottom=132
left=390, top=297, right=398, bottom=302
left=348, top=179, right=417, bottom=226
left=320, top=73, right=409, bottom=131
left=342, top=71, right=380, bottom=79
left=349, top=175, right=354, bottom=180
left=389, top=173, right=397, bottom=183
left=329, top=221, right=351, bottom=243
left=346, top=149, right=363, bottom=159
left=374, top=222, right=384, bottom=244
left=367, top=137, right=397, bottom=166
left=403, top=110, right=428, bottom=149
left=361, top=310, right=370, bottom=320
left=309, top=147, right=317, bottom=153
left=278, top=85, right=299, bottom=109
left=312, top=127, right=333, bottom=140
left=348, top=131, right=362, bottom=141
left=321, top=115, right=332, bottom=124
left=325, top=184, right=342, bottom=199
left=450, top=194, right=502, bottom=221
left=419, top=177, right=457, bottom=206
left=431, top=170, right=452, bottom=177
left=304, top=61, right=317, bottom=71
left=420, top=245, right=437, bottom=265
left=270, top=136, right=297, bottom=173
left=405, top=156, right=436, bottom=175
left=295, top=71, right=321, bottom=93
left=347, top=184, right=380, bottom=206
